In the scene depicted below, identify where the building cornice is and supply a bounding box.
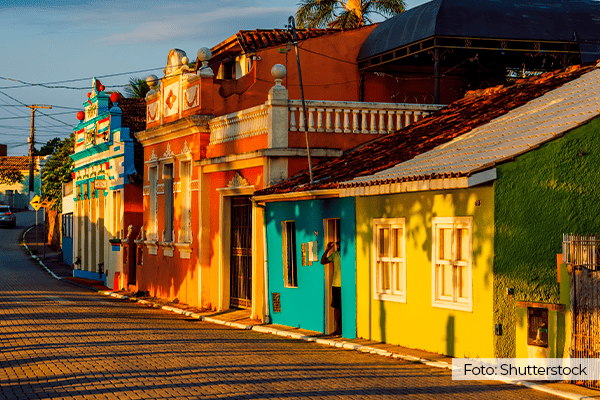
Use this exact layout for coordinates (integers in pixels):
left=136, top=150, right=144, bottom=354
left=135, top=115, right=212, bottom=146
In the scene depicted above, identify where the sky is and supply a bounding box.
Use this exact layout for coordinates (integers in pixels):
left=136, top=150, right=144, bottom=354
left=0, top=0, right=428, bottom=156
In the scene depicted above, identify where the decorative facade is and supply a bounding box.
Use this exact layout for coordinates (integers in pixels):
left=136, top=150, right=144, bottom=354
left=134, top=27, right=443, bottom=321
left=70, top=78, right=144, bottom=289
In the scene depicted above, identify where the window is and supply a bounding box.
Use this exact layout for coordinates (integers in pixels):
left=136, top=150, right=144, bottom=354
left=282, top=221, right=297, bottom=287
left=148, top=165, right=158, bottom=240
left=163, top=163, right=174, bottom=242
left=62, top=213, right=73, bottom=238
left=112, top=190, right=122, bottom=239
left=432, top=217, right=472, bottom=311
left=180, top=160, right=192, bottom=242
left=373, top=218, right=406, bottom=302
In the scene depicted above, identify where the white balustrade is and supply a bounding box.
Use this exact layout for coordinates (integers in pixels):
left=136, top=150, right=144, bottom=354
left=208, top=104, right=269, bottom=145
left=287, top=100, right=443, bottom=135
left=208, top=100, right=444, bottom=146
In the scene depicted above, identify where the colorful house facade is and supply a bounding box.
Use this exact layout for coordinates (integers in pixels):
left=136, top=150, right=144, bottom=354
left=133, top=27, right=442, bottom=321
left=255, top=63, right=600, bottom=357
left=71, top=79, right=145, bottom=289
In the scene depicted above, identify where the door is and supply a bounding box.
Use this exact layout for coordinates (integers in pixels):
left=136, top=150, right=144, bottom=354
left=324, top=218, right=340, bottom=334
left=571, top=266, right=600, bottom=389
left=230, top=196, right=252, bottom=308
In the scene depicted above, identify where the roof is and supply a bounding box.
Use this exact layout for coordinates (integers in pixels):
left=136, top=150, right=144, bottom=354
left=255, top=63, right=597, bottom=196
left=358, top=0, right=600, bottom=62
left=347, top=67, right=600, bottom=188
left=0, top=156, right=30, bottom=171
left=211, top=28, right=348, bottom=57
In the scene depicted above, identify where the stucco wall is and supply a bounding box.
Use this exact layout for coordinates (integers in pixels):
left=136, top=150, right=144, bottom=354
left=494, top=117, right=600, bottom=357
left=355, top=187, right=495, bottom=357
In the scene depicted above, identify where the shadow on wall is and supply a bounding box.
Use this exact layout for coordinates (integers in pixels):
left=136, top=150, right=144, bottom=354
left=447, top=315, right=455, bottom=356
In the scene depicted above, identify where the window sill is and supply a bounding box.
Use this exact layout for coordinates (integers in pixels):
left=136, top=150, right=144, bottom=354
left=145, top=240, right=159, bottom=255
left=174, top=242, right=192, bottom=259
left=432, top=299, right=472, bottom=312
left=374, top=293, right=406, bottom=303
left=160, top=241, right=175, bottom=257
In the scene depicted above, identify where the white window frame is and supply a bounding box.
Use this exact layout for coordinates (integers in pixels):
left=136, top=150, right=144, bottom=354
left=162, top=162, right=174, bottom=243
left=148, top=165, right=158, bottom=241
left=282, top=220, right=298, bottom=288
left=373, top=218, right=406, bottom=303
left=431, top=216, right=473, bottom=312
left=179, top=159, right=192, bottom=243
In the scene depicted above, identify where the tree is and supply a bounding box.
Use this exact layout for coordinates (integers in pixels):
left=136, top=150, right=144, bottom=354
left=34, top=137, right=61, bottom=157
left=124, top=77, right=150, bottom=99
left=0, top=165, right=23, bottom=185
left=295, top=0, right=405, bottom=29
left=41, top=134, right=74, bottom=211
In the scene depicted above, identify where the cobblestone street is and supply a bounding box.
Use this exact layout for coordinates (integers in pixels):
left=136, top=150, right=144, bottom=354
left=0, top=216, right=565, bottom=399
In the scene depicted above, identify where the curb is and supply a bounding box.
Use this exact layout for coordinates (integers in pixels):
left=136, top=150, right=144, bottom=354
left=95, top=291, right=589, bottom=400
left=21, top=229, right=590, bottom=400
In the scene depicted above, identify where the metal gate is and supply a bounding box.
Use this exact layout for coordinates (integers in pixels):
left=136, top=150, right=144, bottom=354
left=566, top=234, right=600, bottom=389
left=571, top=266, right=600, bottom=389
left=230, top=196, right=252, bottom=309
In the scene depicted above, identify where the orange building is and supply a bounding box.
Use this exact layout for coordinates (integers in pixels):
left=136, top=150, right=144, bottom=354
left=133, top=28, right=441, bottom=320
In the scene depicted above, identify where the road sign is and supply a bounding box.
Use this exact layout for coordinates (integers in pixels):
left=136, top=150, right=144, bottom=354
left=30, top=195, right=41, bottom=211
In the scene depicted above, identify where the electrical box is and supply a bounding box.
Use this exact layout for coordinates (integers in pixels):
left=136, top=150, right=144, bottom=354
left=307, top=241, right=318, bottom=263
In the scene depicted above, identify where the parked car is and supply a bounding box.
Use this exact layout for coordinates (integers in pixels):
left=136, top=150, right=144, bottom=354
left=0, top=205, right=16, bottom=228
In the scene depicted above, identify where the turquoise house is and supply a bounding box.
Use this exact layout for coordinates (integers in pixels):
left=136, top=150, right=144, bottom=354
left=263, top=197, right=356, bottom=338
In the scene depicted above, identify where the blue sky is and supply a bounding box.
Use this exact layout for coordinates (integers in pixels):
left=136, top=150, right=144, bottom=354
left=0, top=0, right=428, bottom=156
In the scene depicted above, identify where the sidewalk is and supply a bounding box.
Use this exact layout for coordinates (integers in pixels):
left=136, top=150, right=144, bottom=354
left=21, top=223, right=600, bottom=400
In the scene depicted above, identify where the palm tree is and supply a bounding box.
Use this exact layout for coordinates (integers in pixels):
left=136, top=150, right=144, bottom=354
left=295, top=0, right=405, bottom=29
left=123, top=77, right=150, bottom=99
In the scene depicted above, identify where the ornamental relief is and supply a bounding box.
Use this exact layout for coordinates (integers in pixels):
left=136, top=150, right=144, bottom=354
left=143, top=186, right=150, bottom=196
left=156, top=183, right=165, bottom=195
left=227, top=172, right=250, bottom=188
left=191, top=180, right=199, bottom=191
left=162, top=142, right=175, bottom=159
left=147, top=101, right=159, bottom=123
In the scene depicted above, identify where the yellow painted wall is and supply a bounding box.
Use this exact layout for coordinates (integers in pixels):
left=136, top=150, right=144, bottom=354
left=355, top=186, right=495, bottom=357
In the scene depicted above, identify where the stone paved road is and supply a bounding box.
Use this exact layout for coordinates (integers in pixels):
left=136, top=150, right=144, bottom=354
left=0, top=214, right=562, bottom=399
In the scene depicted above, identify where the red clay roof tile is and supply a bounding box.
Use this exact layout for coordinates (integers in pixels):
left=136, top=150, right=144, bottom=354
left=256, top=63, right=596, bottom=196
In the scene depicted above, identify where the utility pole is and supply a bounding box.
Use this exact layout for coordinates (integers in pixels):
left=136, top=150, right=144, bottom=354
left=288, top=16, right=314, bottom=184
left=26, top=105, right=52, bottom=201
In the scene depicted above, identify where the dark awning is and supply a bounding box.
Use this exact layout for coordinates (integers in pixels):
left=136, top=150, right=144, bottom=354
left=359, top=0, right=600, bottom=62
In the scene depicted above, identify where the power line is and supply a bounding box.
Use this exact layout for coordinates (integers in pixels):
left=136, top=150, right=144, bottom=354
left=0, top=66, right=165, bottom=90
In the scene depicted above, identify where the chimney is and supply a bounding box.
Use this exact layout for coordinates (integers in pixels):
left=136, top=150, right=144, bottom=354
left=0, top=144, right=7, bottom=157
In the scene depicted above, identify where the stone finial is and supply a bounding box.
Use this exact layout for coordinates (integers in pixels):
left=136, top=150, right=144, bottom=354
left=271, top=64, right=287, bottom=87
left=197, top=47, right=214, bottom=78
left=146, top=74, right=159, bottom=98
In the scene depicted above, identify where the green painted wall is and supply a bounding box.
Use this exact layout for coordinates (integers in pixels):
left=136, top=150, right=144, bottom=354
left=494, top=117, right=600, bottom=357
left=355, top=186, right=495, bottom=357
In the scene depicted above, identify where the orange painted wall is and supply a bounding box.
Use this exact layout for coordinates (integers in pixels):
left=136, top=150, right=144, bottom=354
left=136, top=134, right=204, bottom=307
left=204, top=165, right=264, bottom=311
left=208, top=26, right=377, bottom=117
left=206, top=134, right=268, bottom=159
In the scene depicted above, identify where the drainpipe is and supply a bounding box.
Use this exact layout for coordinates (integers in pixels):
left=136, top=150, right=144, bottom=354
left=253, top=199, right=270, bottom=324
